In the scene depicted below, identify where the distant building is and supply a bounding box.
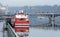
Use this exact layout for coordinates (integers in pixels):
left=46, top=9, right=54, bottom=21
left=0, top=3, right=6, bottom=15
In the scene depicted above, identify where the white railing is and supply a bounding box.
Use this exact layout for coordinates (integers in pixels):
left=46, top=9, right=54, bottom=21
left=7, top=23, right=19, bottom=37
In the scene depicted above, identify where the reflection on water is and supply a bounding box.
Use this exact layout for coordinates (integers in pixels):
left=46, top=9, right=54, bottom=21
left=29, top=27, right=60, bottom=37
left=0, top=20, right=60, bottom=37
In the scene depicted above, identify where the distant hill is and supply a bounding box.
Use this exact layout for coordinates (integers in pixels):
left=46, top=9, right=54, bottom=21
left=8, top=5, right=60, bottom=14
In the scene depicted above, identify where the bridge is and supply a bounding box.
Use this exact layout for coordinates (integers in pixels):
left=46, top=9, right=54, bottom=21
left=0, top=13, right=60, bottom=27
left=28, top=13, right=60, bottom=27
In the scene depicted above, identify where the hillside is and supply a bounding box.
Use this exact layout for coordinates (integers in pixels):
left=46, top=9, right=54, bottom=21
left=8, top=5, right=60, bottom=14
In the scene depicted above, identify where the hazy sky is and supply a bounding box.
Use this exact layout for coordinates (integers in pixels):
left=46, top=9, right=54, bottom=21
left=0, top=0, right=60, bottom=7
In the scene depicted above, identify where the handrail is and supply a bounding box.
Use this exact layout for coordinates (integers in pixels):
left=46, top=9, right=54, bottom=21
left=7, top=23, right=19, bottom=37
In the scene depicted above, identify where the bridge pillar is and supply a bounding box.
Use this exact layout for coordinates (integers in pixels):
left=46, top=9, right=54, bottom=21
left=51, top=14, right=55, bottom=27
left=49, top=16, right=52, bottom=26
left=49, top=14, right=55, bottom=27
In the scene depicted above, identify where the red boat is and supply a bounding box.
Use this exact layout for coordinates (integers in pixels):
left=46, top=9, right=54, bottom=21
left=11, top=10, right=29, bottom=35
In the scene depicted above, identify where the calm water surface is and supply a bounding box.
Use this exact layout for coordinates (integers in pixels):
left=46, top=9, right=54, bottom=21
left=29, top=27, right=60, bottom=37
left=0, top=19, right=60, bottom=37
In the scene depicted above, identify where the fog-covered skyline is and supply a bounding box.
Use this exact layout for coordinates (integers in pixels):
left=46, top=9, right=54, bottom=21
left=0, top=0, right=60, bottom=7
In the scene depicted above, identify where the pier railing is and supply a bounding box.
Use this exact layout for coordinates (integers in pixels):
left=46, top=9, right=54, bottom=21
left=7, top=23, right=19, bottom=37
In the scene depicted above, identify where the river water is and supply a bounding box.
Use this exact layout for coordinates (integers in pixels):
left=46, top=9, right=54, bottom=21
left=29, top=27, right=60, bottom=37
left=0, top=18, right=60, bottom=37
left=28, top=16, right=60, bottom=37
